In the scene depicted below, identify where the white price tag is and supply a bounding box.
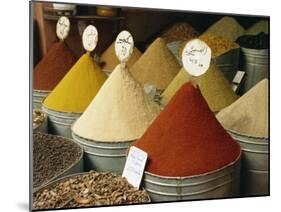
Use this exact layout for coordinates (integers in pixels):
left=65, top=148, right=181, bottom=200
left=82, top=25, right=98, bottom=52
left=232, top=71, right=245, bottom=84
left=56, top=16, right=70, bottom=40
left=115, top=30, right=134, bottom=63
left=182, top=39, right=211, bottom=77
left=122, top=146, right=148, bottom=189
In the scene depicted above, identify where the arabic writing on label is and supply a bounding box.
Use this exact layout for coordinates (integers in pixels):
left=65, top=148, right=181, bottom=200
left=182, top=39, right=211, bottom=77
left=56, top=16, right=70, bottom=40
left=115, top=31, right=134, bottom=63
left=82, top=25, right=98, bottom=52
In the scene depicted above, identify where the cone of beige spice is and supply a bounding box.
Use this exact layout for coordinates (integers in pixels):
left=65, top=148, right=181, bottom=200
left=216, top=79, right=268, bottom=137
left=100, top=42, right=142, bottom=73
left=131, top=37, right=180, bottom=90
left=205, top=16, right=245, bottom=42
left=72, top=64, right=161, bottom=142
left=161, top=63, right=239, bottom=112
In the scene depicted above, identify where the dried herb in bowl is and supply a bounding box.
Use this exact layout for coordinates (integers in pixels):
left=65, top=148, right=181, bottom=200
left=33, top=132, right=83, bottom=189
left=33, top=171, right=150, bottom=209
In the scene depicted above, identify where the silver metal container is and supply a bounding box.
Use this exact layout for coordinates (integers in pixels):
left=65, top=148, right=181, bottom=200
left=33, top=172, right=150, bottom=210
left=72, top=131, right=133, bottom=175
left=215, top=48, right=240, bottom=82
left=42, top=105, right=81, bottom=139
left=33, top=89, right=49, bottom=109
left=228, top=130, right=269, bottom=196
left=33, top=135, right=84, bottom=192
left=240, top=48, right=268, bottom=93
left=33, top=110, right=48, bottom=133
left=142, top=153, right=241, bottom=202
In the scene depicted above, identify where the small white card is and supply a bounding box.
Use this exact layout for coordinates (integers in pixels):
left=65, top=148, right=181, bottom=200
left=115, top=30, right=134, bottom=63
left=122, top=146, right=148, bottom=189
left=56, top=16, right=70, bottom=40
left=82, top=25, right=98, bottom=52
left=232, top=71, right=245, bottom=84
left=182, top=39, right=212, bottom=77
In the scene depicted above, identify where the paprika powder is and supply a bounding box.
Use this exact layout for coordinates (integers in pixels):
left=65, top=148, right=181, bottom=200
left=133, top=82, right=241, bottom=177
left=33, top=41, right=77, bottom=91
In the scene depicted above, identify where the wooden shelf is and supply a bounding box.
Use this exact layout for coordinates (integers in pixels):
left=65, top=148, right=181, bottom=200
left=43, top=7, right=126, bottom=21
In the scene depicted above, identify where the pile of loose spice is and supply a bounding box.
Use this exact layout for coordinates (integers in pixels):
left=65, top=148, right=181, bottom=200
left=33, top=171, right=150, bottom=209
left=133, top=82, right=241, bottom=177
left=33, top=41, right=77, bottom=91
left=130, top=37, right=180, bottom=90
left=160, top=22, right=199, bottom=43
left=205, top=16, right=245, bottom=41
left=72, top=64, right=161, bottom=142
left=100, top=42, right=142, bottom=72
left=216, top=79, right=268, bottom=137
left=244, top=20, right=269, bottom=35
left=33, top=109, right=46, bottom=129
left=43, top=53, right=107, bottom=113
left=161, top=63, right=239, bottom=112
left=33, top=132, right=82, bottom=189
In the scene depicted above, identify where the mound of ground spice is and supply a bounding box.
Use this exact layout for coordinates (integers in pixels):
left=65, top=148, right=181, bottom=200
left=244, top=20, right=269, bottom=35
left=133, top=82, right=241, bottom=177
left=72, top=64, right=161, bottom=142
left=33, top=41, right=77, bottom=91
left=131, top=37, right=180, bottom=90
left=205, top=16, right=245, bottom=41
left=43, top=53, right=107, bottom=113
left=161, top=64, right=238, bottom=112
left=160, top=22, right=199, bottom=43
left=216, top=79, right=268, bottom=137
left=100, top=42, right=142, bottom=72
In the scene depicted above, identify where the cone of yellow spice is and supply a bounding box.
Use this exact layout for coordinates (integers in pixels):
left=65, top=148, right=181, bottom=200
left=161, top=63, right=239, bottom=112
left=43, top=26, right=107, bottom=113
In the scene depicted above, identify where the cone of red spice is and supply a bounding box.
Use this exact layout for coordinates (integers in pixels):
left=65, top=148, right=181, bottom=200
left=133, top=82, right=241, bottom=177
left=33, top=41, right=77, bottom=91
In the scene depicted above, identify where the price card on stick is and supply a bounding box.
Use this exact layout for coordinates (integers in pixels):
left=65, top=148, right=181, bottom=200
left=82, top=25, right=98, bottom=52
left=182, top=39, right=212, bottom=77
left=56, top=16, right=70, bottom=41
left=115, top=30, right=134, bottom=63
left=122, top=146, right=148, bottom=189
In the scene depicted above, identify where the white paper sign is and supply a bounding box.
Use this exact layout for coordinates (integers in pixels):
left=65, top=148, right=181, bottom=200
left=115, top=30, right=134, bottom=63
left=232, top=71, right=245, bottom=84
left=182, top=39, right=212, bottom=77
left=122, top=146, right=148, bottom=189
left=82, top=25, right=98, bottom=52
left=56, top=16, right=70, bottom=40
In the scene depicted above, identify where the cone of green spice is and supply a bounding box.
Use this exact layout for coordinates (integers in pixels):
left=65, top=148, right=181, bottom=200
left=161, top=63, right=239, bottom=112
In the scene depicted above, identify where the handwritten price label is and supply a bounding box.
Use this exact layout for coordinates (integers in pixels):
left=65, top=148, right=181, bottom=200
left=82, top=25, right=98, bottom=52
left=182, top=39, right=211, bottom=76
left=122, top=146, right=148, bottom=189
left=115, top=30, right=134, bottom=63
left=56, top=16, right=70, bottom=40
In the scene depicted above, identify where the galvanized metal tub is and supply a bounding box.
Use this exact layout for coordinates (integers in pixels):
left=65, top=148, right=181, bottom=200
left=142, top=153, right=241, bottom=202
left=227, top=129, right=269, bottom=196
left=33, top=89, right=49, bottom=109
left=33, top=109, right=48, bottom=133
left=42, top=105, right=81, bottom=139
left=33, top=134, right=84, bottom=192
left=72, top=131, right=133, bottom=175
left=215, top=48, right=240, bottom=82
left=33, top=172, right=151, bottom=210
left=240, top=48, right=268, bottom=93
